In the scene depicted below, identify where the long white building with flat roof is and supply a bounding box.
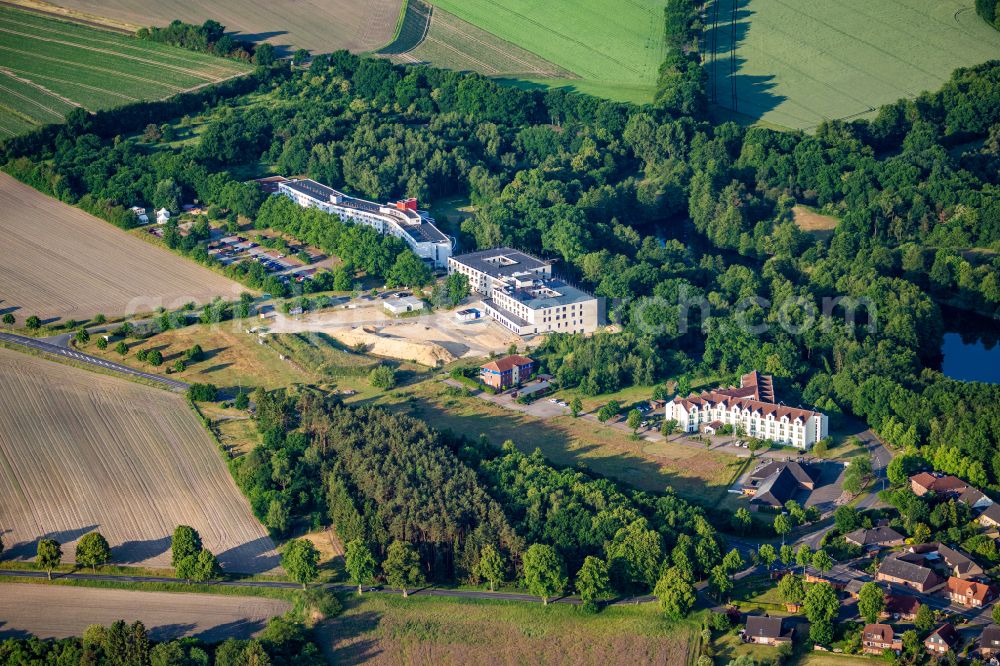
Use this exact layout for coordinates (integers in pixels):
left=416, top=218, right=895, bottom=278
left=277, top=178, right=453, bottom=268
left=448, top=247, right=604, bottom=336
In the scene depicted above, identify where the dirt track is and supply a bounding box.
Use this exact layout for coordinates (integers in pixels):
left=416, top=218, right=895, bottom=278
left=0, top=173, right=243, bottom=322
left=0, top=584, right=289, bottom=641
left=0, top=347, right=280, bottom=573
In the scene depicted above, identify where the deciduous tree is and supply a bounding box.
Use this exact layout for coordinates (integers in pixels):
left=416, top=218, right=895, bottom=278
left=522, top=543, right=566, bottom=605
left=282, top=539, right=320, bottom=589
left=383, top=540, right=423, bottom=598
left=37, top=538, right=61, bottom=579
left=475, top=544, right=505, bottom=592
left=76, top=532, right=111, bottom=573
left=655, top=565, right=695, bottom=619
left=857, top=581, right=885, bottom=623
left=345, top=540, right=378, bottom=595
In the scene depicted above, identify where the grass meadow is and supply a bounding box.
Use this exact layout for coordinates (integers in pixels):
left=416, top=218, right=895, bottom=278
left=427, top=0, right=666, bottom=103
left=316, top=594, right=696, bottom=666
left=705, top=0, right=1000, bottom=130
left=0, top=6, right=249, bottom=135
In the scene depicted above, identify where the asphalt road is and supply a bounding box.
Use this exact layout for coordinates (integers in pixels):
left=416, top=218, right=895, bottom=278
left=0, top=331, right=188, bottom=392
left=0, top=569, right=654, bottom=606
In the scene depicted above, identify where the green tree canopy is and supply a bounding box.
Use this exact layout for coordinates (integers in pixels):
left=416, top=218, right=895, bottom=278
left=522, top=543, right=566, bottom=605
left=383, top=540, right=424, bottom=598
left=75, top=532, right=111, bottom=573
left=36, top=538, right=62, bottom=579
left=345, top=539, right=378, bottom=595
left=282, top=539, right=320, bottom=589
left=655, top=565, right=696, bottom=619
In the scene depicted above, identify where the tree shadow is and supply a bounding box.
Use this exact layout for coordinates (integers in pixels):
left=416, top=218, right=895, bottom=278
left=201, top=362, right=234, bottom=375
left=189, top=617, right=267, bottom=642
left=216, top=535, right=281, bottom=575
left=148, top=622, right=198, bottom=642
left=3, top=525, right=99, bottom=560
left=703, top=0, right=785, bottom=125
left=226, top=30, right=291, bottom=58
left=0, top=622, right=32, bottom=640
left=315, top=602, right=383, bottom=666
left=110, top=535, right=171, bottom=564
left=376, top=0, right=431, bottom=56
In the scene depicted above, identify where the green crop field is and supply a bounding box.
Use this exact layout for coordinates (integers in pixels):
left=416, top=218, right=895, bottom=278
left=426, top=0, right=666, bottom=103
left=706, top=0, right=1000, bottom=130
left=0, top=6, right=249, bottom=137
left=382, top=0, right=573, bottom=79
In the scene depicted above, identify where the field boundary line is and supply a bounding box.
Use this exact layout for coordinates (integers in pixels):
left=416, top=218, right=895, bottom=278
left=0, top=26, right=224, bottom=81
left=378, top=0, right=411, bottom=52
left=0, top=0, right=135, bottom=34
left=0, top=14, right=245, bottom=77
left=4, top=68, right=137, bottom=102
left=0, top=80, right=63, bottom=119
left=0, top=65, right=80, bottom=108
left=432, top=10, right=572, bottom=77
left=0, top=45, right=187, bottom=93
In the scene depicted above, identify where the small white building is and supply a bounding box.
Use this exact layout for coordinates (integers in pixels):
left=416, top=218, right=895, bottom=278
left=384, top=296, right=425, bottom=315
left=156, top=208, right=171, bottom=224
left=455, top=308, right=481, bottom=322
left=130, top=206, right=149, bottom=224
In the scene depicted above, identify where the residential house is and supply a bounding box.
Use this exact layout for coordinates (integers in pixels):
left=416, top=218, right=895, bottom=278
left=744, top=615, right=793, bottom=645
left=876, top=556, right=942, bottom=593
left=945, top=577, right=993, bottom=608
left=883, top=594, right=921, bottom=621
left=862, top=624, right=902, bottom=655
left=959, top=487, right=994, bottom=512
left=666, top=371, right=828, bottom=449
left=910, top=472, right=968, bottom=497
left=844, top=526, right=905, bottom=550
left=743, top=460, right=816, bottom=508
left=979, top=625, right=1000, bottom=659
left=129, top=206, right=149, bottom=224
left=906, top=543, right=984, bottom=579
left=925, top=623, right=959, bottom=655
left=978, top=503, right=1000, bottom=529
left=480, top=355, right=535, bottom=390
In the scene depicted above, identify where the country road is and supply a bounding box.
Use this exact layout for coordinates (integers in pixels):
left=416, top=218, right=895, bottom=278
left=0, top=569, right=654, bottom=606
left=0, top=331, right=188, bottom=391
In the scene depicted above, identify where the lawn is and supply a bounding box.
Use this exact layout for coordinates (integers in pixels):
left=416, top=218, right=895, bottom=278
left=315, top=594, right=696, bottom=666
left=426, top=0, right=666, bottom=103
left=0, top=5, right=249, bottom=134
left=706, top=0, right=1000, bottom=130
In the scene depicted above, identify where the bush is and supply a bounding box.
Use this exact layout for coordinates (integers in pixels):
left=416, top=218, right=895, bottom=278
left=188, top=383, right=218, bottom=402
left=369, top=365, right=396, bottom=390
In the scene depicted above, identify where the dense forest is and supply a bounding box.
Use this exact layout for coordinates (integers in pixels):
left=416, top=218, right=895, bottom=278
left=235, top=389, right=724, bottom=594
left=977, top=0, right=1000, bottom=30
left=2, top=5, right=999, bottom=509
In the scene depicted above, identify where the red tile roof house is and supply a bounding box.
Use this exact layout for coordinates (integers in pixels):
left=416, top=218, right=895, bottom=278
left=945, top=576, right=994, bottom=608
left=862, top=624, right=902, bottom=655
left=479, top=355, right=535, bottom=390
left=925, top=623, right=959, bottom=655
left=910, top=472, right=968, bottom=497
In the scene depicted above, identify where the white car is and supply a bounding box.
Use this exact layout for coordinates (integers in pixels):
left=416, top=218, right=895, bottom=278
left=549, top=398, right=558, bottom=403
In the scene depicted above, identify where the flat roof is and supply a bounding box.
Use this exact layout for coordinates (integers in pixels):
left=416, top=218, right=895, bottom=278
left=450, top=247, right=550, bottom=278
left=282, top=178, right=336, bottom=201
left=498, top=278, right=594, bottom=309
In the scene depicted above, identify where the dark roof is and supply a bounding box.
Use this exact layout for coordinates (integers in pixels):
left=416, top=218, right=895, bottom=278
left=980, top=504, right=1000, bottom=524
left=937, top=544, right=984, bottom=577
left=886, top=594, right=921, bottom=615
left=878, top=556, right=939, bottom=587
left=745, top=615, right=784, bottom=640
left=749, top=460, right=815, bottom=485
left=927, top=623, right=959, bottom=646
left=981, top=625, right=1000, bottom=649
left=450, top=247, right=550, bottom=278
left=958, top=487, right=989, bottom=506
left=283, top=178, right=335, bottom=201
left=750, top=466, right=802, bottom=507
left=844, top=526, right=905, bottom=546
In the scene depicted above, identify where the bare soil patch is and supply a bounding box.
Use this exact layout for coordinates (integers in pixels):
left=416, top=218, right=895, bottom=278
left=0, top=347, right=279, bottom=573
left=0, top=173, right=243, bottom=322
left=793, top=205, right=839, bottom=240
left=0, top=583, right=289, bottom=641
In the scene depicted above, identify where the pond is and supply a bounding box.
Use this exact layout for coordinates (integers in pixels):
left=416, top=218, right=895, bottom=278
left=939, top=306, right=1000, bottom=384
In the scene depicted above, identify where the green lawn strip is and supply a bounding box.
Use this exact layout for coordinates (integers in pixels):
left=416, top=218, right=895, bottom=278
left=0, top=573, right=298, bottom=601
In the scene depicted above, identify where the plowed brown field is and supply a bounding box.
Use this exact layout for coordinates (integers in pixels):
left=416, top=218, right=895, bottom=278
left=0, top=347, right=279, bottom=573
left=0, top=173, right=243, bottom=322
left=0, top=584, right=290, bottom=641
